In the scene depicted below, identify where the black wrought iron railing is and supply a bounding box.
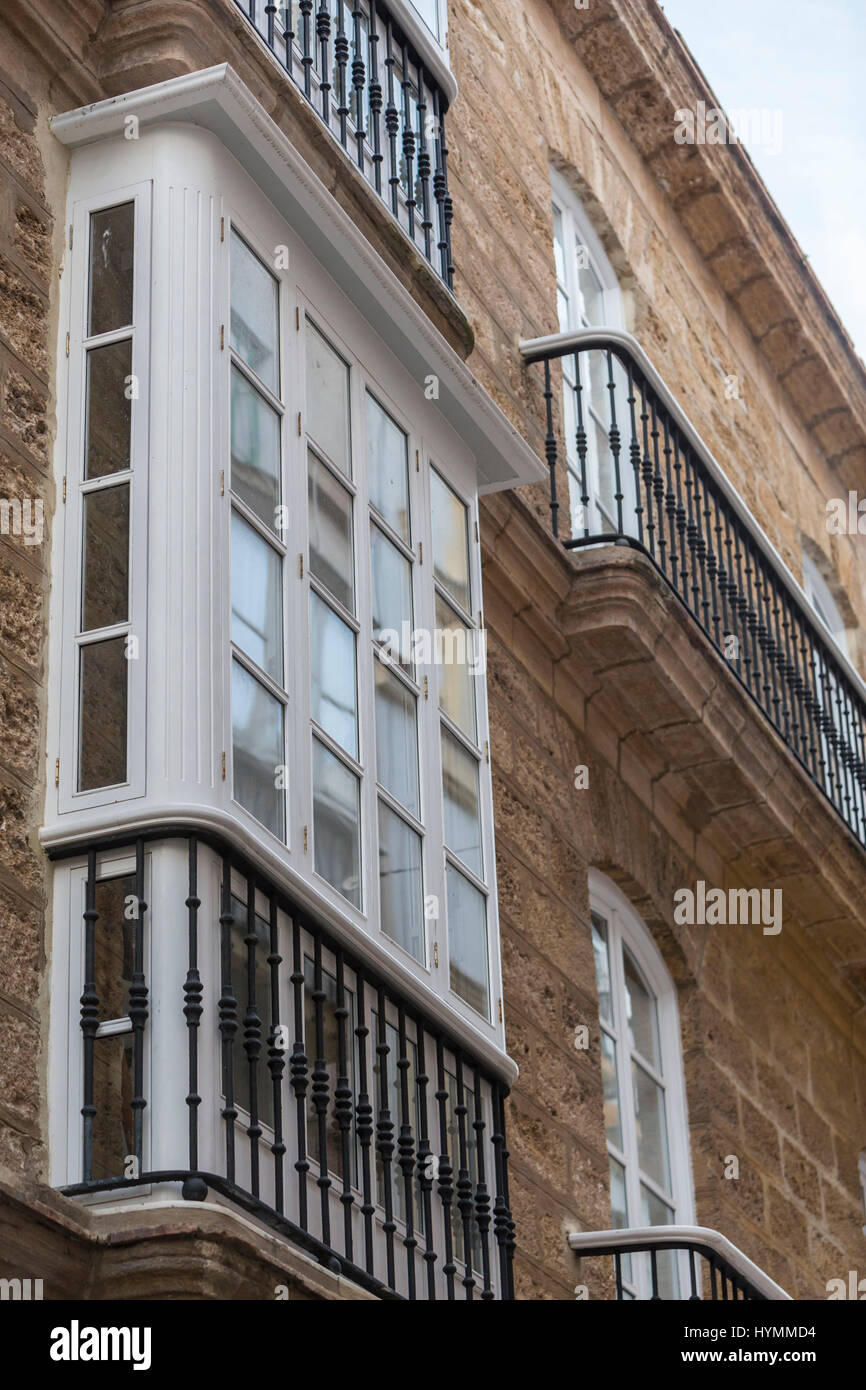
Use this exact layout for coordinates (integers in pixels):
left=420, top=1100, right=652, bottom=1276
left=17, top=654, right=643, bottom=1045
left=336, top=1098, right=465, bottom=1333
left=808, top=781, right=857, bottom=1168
left=521, top=329, right=866, bottom=851
left=568, top=1226, right=791, bottom=1301
left=235, top=0, right=454, bottom=287
left=55, top=828, right=514, bottom=1300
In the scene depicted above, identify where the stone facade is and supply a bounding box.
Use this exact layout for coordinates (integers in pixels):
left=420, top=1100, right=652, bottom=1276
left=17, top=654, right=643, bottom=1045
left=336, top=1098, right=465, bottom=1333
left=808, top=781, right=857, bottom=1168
left=0, top=0, right=864, bottom=1300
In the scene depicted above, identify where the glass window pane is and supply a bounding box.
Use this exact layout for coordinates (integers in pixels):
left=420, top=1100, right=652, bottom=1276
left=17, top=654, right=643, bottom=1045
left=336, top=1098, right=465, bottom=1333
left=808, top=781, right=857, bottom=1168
left=446, top=864, right=489, bottom=1018
left=85, top=340, right=132, bottom=478
left=231, top=659, right=285, bottom=839
left=441, top=727, right=482, bottom=877
left=371, top=524, right=413, bottom=671
left=552, top=204, right=566, bottom=283
left=578, top=259, right=605, bottom=326
left=310, top=591, right=357, bottom=757
left=79, top=637, right=127, bottom=790
left=82, top=484, right=129, bottom=632
left=624, top=948, right=661, bottom=1069
left=231, top=512, right=283, bottom=683
left=632, top=1060, right=672, bottom=1193
left=304, top=957, right=356, bottom=1180
left=609, top=1156, right=633, bottom=1286
left=231, top=232, right=279, bottom=394
left=231, top=367, right=281, bottom=527
left=639, top=1184, right=679, bottom=1299
left=92, top=1033, right=134, bottom=1181
left=227, top=896, right=275, bottom=1131
left=88, top=203, right=134, bottom=337
left=313, top=737, right=361, bottom=908
left=435, top=593, right=476, bottom=741
left=446, top=1070, right=483, bottom=1270
left=430, top=469, right=470, bottom=612
left=591, top=913, right=613, bottom=1025
left=409, top=0, right=439, bottom=41
left=374, top=1017, right=424, bottom=1227
left=309, top=451, right=354, bottom=612
left=306, top=323, right=350, bottom=476
left=366, top=393, right=410, bottom=542
left=609, top=1155, right=629, bottom=1229
left=374, top=661, right=419, bottom=818
left=601, top=1029, right=622, bottom=1151
left=378, top=800, right=424, bottom=963
left=93, top=874, right=137, bottom=1022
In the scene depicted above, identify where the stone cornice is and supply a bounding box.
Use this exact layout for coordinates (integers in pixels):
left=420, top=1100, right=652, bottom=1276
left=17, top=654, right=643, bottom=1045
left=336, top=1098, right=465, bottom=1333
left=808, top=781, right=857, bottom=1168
left=481, top=489, right=866, bottom=1020
left=548, top=0, right=866, bottom=485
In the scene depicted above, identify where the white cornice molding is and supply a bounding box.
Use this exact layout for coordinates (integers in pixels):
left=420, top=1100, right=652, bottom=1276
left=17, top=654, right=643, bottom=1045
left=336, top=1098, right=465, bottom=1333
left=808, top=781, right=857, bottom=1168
left=50, top=65, right=541, bottom=492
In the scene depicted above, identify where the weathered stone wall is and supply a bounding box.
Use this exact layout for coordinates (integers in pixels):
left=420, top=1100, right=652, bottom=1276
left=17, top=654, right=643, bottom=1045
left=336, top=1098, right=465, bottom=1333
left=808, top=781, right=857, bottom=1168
left=0, top=38, right=62, bottom=1181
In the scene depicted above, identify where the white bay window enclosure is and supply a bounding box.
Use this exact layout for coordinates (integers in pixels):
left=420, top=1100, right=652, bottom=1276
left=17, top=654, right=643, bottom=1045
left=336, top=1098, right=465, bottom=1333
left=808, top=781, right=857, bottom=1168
left=46, top=73, right=542, bottom=1271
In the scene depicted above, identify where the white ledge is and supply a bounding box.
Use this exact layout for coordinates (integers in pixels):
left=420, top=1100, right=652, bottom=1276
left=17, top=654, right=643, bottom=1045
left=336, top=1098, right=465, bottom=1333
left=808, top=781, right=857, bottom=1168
left=568, top=1224, right=792, bottom=1300
left=50, top=65, right=542, bottom=493
left=520, top=327, right=866, bottom=706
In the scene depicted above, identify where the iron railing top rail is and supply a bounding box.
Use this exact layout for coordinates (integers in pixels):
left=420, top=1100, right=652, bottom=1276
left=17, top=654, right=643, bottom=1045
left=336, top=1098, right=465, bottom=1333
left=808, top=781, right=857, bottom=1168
left=235, top=0, right=456, bottom=288
left=520, top=327, right=866, bottom=712
left=568, top=1225, right=792, bottom=1301
left=46, top=819, right=514, bottom=1094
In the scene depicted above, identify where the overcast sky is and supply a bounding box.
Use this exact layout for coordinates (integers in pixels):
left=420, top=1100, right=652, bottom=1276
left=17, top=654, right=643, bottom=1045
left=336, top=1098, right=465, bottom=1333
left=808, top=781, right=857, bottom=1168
left=659, top=0, right=866, bottom=362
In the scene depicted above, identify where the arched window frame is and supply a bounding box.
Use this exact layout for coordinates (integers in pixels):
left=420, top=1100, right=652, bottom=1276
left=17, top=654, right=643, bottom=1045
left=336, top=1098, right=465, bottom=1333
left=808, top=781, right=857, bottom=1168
left=802, top=551, right=849, bottom=657
left=550, top=170, right=630, bottom=537
left=589, top=870, right=695, bottom=1295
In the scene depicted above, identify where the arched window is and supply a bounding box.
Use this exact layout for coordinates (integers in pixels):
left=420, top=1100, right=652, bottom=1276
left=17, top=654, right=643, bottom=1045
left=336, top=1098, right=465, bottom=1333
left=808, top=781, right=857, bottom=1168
left=589, top=870, right=694, bottom=1298
left=550, top=171, right=635, bottom=539
left=802, top=552, right=848, bottom=657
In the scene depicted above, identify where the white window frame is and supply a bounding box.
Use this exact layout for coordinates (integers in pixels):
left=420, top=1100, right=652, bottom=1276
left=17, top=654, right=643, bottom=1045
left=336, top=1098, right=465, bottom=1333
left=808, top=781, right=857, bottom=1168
left=220, top=174, right=499, bottom=1032
left=551, top=169, right=627, bottom=538
left=56, top=182, right=151, bottom=812
left=589, top=869, right=694, bottom=1299
left=802, top=552, right=848, bottom=656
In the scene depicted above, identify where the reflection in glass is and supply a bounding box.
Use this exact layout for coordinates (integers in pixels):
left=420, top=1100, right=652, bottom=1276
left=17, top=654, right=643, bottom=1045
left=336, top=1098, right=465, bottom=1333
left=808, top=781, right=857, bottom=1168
left=374, top=661, right=419, bottom=818
left=82, top=484, right=129, bottom=632
left=632, top=1059, right=671, bottom=1192
left=624, top=947, right=661, bottom=1069
left=446, top=865, right=488, bottom=1018
left=371, top=524, right=413, bottom=670
left=224, top=895, right=275, bottom=1130
left=640, top=1184, right=679, bottom=1298
left=306, top=323, right=350, bottom=476
left=441, top=727, right=482, bottom=877
left=308, top=452, right=354, bottom=612
left=430, top=469, right=470, bottom=612
left=310, top=591, right=357, bottom=757
left=435, top=593, right=476, bottom=740
left=312, top=737, right=361, bottom=908
left=231, top=232, right=279, bottom=393
left=88, top=203, right=134, bottom=337
left=601, top=1030, right=622, bottom=1150
left=231, top=659, right=285, bottom=839
left=378, top=800, right=424, bottom=963
left=231, top=366, right=281, bottom=527
left=91, top=1033, right=134, bottom=1181
left=591, top=913, right=613, bottom=1024
left=305, top=956, right=357, bottom=1180
left=85, top=340, right=132, bottom=478
left=366, top=393, right=409, bottom=541
left=93, top=874, right=136, bottom=1022
left=231, top=512, right=283, bottom=682
left=79, top=637, right=127, bottom=790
